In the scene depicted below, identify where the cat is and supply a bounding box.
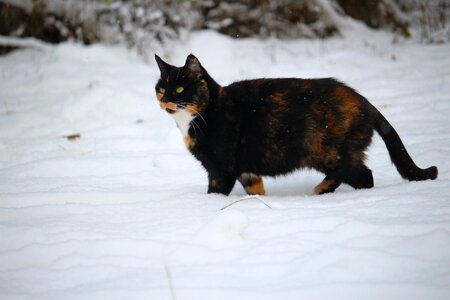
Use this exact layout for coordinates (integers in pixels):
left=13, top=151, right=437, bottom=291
left=154, top=54, right=438, bottom=196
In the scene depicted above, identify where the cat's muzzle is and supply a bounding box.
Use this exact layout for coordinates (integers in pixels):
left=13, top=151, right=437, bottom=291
left=158, top=99, right=178, bottom=114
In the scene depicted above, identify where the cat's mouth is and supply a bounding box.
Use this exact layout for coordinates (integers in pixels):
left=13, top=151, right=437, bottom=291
left=159, top=101, right=200, bottom=116
left=159, top=101, right=178, bottom=114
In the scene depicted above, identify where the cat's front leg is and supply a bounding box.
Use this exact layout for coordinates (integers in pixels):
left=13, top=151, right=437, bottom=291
left=238, top=173, right=266, bottom=196
left=191, top=149, right=236, bottom=195
left=207, top=172, right=236, bottom=196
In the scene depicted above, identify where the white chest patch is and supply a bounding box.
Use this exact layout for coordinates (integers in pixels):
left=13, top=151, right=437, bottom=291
left=171, top=109, right=194, bottom=137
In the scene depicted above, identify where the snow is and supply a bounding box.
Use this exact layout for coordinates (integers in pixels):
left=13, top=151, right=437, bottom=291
left=1, top=29, right=450, bottom=300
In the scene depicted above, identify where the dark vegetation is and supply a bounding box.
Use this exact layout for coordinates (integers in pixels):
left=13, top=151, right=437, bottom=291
left=0, top=0, right=448, bottom=55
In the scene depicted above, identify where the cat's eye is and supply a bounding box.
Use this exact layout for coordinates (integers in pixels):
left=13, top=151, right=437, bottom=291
left=158, top=88, right=166, bottom=94
left=176, top=86, right=184, bottom=93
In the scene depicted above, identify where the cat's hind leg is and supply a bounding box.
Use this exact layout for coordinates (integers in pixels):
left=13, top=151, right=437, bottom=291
left=313, top=176, right=341, bottom=195
left=238, top=173, right=266, bottom=196
left=331, top=163, right=374, bottom=191
left=343, top=165, right=374, bottom=190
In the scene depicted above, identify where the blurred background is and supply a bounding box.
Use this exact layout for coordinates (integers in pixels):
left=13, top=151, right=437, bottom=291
left=1, top=0, right=449, bottom=57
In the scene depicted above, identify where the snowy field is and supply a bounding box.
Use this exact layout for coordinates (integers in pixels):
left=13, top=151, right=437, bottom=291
left=1, top=28, right=450, bottom=300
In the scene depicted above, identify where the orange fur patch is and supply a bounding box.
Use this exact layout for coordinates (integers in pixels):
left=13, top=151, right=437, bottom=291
left=156, top=92, right=164, bottom=101
left=332, top=87, right=357, bottom=102
left=350, top=151, right=366, bottom=165
left=313, top=179, right=337, bottom=195
left=303, top=87, right=363, bottom=169
left=185, top=104, right=199, bottom=115
left=184, top=135, right=195, bottom=150
left=331, top=87, right=361, bottom=136
left=271, top=91, right=288, bottom=107
left=159, top=101, right=177, bottom=111
left=244, top=176, right=266, bottom=196
left=305, top=132, right=329, bottom=166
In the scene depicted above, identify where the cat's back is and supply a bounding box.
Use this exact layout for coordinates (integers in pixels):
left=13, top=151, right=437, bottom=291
left=219, top=76, right=371, bottom=137
left=224, top=77, right=347, bottom=103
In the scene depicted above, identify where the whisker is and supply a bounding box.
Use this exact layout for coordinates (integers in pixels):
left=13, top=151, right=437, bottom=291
left=184, top=106, right=207, bottom=128
left=191, top=120, right=198, bottom=138
left=196, top=112, right=208, bottom=127
left=173, top=102, right=208, bottom=137
left=192, top=118, right=206, bottom=138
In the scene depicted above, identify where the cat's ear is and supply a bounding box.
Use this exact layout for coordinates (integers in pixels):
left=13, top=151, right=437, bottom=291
left=184, top=54, right=202, bottom=77
left=155, top=54, right=170, bottom=74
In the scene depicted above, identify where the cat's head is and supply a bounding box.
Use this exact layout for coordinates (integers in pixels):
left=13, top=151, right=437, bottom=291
left=154, top=54, right=210, bottom=116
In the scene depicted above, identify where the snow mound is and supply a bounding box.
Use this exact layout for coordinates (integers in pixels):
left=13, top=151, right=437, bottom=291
left=191, top=210, right=248, bottom=249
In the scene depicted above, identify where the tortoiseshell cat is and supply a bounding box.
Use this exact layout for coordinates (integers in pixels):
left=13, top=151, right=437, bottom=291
left=154, top=54, right=437, bottom=196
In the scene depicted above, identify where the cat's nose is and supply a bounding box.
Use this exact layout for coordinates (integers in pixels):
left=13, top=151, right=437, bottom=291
left=160, top=96, right=169, bottom=103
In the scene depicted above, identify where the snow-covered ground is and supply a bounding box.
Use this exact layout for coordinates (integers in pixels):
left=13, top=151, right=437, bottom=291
left=0, top=29, right=449, bottom=300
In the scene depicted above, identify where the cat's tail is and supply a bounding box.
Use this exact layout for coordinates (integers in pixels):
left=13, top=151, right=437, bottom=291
left=371, top=104, right=438, bottom=181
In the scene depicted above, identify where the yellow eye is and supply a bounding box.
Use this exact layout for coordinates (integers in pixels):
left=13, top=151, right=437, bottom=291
left=176, top=86, right=184, bottom=93
left=158, top=88, right=165, bottom=94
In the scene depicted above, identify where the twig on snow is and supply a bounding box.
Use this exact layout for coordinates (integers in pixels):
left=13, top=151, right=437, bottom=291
left=165, top=264, right=177, bottom=300
left=220, top=195, right=272, bottom=210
